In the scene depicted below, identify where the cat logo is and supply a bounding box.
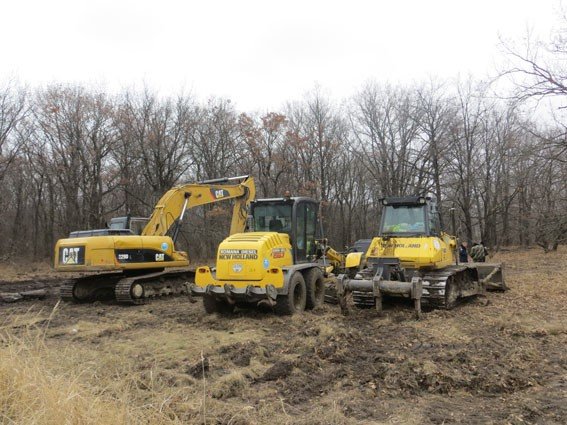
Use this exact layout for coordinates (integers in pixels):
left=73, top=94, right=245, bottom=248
left=62, top=247, right=80, bottom=264
left=60, top=247, right=84, bottom=265
left=211, top=189, right=229, bottom=199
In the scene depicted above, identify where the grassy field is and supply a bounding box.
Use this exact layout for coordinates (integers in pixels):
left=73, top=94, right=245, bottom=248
left=1, top=247, right=566, bottom=424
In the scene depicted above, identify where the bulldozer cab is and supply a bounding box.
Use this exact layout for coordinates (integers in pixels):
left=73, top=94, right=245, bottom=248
left=379, top=195, right=440, bottom=237
left=250, top=197, right=320, bottom=263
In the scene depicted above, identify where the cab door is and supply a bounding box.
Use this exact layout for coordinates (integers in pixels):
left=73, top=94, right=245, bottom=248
left=293, top=200, right=318, bottom=263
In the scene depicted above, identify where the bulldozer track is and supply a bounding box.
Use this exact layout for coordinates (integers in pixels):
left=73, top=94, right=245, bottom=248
left=347, top=265, right=484, bottom=310
left=421, top=265, right=481, bottom=309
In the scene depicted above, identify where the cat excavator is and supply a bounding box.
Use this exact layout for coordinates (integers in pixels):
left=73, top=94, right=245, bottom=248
left=54, top=175, right=255, bottom=304
left=335, top=195, right=507, bottom=317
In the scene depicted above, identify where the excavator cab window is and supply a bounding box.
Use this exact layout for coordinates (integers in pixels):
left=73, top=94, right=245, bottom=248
left=109, top=217, right=129, bottom=230
left=252, top=204, right=293, bottom=235
left=130, top=218, right=150, bottom=235
left=294, top=200, right=318, bottom=263
left=108, top=217, right=149, bottom=235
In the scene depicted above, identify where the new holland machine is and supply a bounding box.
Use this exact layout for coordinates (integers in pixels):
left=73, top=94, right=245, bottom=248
left=192, top=194, right=341, bottom=315
left=336, top=195, right=507, bottom=317
left=54, top=175, right=255, bottom=304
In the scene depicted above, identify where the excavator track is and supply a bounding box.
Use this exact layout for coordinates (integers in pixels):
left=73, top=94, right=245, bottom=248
left=60, top=269, right=195, bottom=305
left=59, top=272, right=123, bottom=303
left=60, top=280, right=77, bottom=302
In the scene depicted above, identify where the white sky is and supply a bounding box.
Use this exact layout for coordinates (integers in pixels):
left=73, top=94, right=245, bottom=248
left=0, top=0, right=560, bottom=111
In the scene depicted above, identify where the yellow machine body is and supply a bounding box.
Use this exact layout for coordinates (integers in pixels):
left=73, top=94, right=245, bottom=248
left=55, top=235, right=189, bottom=272
left=196, top=232, right=293, bottom=289
left=193, top=196, right=334, bottom=315
left=363, top=232, right=457, bottom=271
left=54, top=176, right=255, bottom=273
left=336, top=195, right=506, bottom=314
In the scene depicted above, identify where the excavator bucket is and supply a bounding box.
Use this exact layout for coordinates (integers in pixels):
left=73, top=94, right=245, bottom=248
left=473, top=262, right=508, bottom=291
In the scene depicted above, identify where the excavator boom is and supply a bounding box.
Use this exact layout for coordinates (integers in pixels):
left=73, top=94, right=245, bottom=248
left=143, top=175, right=255, bottom=238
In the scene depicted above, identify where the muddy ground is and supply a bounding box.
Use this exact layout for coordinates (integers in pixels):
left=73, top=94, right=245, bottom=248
left=1, top=248, right=566, bottom=424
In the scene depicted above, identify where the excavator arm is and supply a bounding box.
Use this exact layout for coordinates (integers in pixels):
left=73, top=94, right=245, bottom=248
left=142, top=175, right=256, bottom=240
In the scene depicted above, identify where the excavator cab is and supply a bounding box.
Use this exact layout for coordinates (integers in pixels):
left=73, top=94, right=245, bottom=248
left=249, top=197, right=319, bottom=263
left=193, top=196, right=332, bottom=315
left=108, top=216, right=149, bottom=235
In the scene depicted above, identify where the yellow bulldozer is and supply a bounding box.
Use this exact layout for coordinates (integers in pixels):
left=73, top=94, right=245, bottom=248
left=191, top=195, right=340, bottom=315
left=54, top=175, right=255, bottom=304
left=336, top=195, right=507, bottom=317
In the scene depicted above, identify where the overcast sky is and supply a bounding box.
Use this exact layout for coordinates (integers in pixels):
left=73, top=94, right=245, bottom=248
left=0, top=0, right=560, bottom=111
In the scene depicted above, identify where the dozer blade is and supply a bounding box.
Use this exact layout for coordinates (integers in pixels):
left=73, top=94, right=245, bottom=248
left=473, top=262, right=507, bottom=291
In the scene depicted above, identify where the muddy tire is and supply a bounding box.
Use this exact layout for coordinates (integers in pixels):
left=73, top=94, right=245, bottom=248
left=203, top=294, right=235, bottom=315
left=275, top=272, right=306, bottom=315
left=304, top=267, right=325, bottom=309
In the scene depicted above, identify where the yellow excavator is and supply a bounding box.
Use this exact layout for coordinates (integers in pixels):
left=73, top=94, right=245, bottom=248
left=336, top=195, right=507, bottom=317
left=191, top=195, right=340, bottom=315
left=54, top=175, right=255, bottom=304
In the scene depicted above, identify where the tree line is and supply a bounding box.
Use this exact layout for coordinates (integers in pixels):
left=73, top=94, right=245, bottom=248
left=0, top=74, right=565, bottom=261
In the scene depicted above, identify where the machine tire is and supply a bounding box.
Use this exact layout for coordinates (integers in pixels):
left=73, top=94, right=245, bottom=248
left=304, top=267, right=325, bottom=309
left=203, top=294, right=235, bottom=315
left=275, top=272, right=306, bottom=315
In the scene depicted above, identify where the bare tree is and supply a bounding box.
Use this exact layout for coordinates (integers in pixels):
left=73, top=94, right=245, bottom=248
left=286, top=88, right=346, bottom=201
left=0, top=81, right=27, bottom=184
left=190, top=98, right=241, bottom=180
left=350, top=83, right=426, bottom=197
left=238, top=112, right=292, bottom=197
left=116, top=90, right=195, bottom=204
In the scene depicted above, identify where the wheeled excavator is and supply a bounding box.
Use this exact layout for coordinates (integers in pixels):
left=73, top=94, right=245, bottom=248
left=191, top=195, right=340, bottom=315
left=54, top=175, right=255, bottom=304
left=336, top=195, right=507, bottom=317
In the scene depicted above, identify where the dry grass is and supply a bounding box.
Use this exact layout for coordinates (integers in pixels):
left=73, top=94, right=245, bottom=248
left=0, top=304, right=187, bottom=424
left=0, top=337, right=126, bottom=424
left=0, top=261, right=56, bottom=282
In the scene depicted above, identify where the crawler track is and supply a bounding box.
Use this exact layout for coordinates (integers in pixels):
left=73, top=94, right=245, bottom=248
left=60, top=269, right=195, bottom=305
left=346, top=265, right=485, bottom=310
left=421, top=266, right=482, bottom=309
